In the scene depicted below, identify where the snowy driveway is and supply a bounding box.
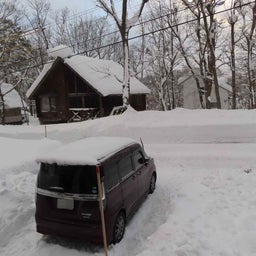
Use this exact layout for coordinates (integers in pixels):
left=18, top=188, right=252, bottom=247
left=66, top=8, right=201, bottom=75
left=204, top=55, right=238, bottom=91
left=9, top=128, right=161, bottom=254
left=1, top=140, right=256, bottom=256
left=1, top=109, right=256, bottom=256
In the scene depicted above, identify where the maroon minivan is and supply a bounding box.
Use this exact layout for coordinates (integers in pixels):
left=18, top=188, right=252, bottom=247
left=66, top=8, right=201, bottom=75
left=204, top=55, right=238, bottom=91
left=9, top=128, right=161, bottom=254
left=35, top=136, right=156, bottom=244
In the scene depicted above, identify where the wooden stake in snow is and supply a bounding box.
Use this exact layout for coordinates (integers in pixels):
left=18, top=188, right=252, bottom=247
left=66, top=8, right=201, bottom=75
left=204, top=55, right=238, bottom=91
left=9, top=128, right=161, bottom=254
left=44, top=125, right=47, bottom=138
left=96, top=165, right=108, bottom=256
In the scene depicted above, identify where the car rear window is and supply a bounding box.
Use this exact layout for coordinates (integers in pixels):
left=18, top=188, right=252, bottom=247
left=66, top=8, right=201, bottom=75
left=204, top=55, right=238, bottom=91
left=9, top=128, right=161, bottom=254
left=37, top=163, right=98, bottom=195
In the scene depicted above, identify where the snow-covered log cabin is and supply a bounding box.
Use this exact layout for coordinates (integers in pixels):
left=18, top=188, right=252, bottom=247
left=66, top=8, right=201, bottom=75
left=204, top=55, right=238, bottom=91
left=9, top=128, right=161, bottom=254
left=26, top=47, right=150, bottom=124
left=0, top=83, right=26, bottom=125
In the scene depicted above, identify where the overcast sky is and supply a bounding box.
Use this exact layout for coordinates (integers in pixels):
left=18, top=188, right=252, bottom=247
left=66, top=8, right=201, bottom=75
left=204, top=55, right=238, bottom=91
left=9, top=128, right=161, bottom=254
left=49, top=0, right=96, bottom=12
left=48, top=0, right=142, bottom=16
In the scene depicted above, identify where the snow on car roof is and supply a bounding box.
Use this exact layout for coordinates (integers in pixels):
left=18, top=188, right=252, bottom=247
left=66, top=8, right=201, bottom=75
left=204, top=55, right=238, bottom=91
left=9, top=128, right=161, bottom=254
left=37, top=136, right=138, bottom=166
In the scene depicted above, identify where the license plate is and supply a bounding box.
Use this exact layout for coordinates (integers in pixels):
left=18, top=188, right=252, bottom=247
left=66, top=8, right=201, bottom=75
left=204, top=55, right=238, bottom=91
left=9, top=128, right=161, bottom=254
left=57, top=198, right=74, bottom=210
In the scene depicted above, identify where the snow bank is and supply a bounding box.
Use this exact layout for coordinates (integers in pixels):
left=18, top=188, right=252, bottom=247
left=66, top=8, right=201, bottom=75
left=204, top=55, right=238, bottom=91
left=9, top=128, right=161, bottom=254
left=0, top=137, right=61, bottom=170
left=1, top=109, right=256, bottom=256
left=1, top=108, right=256, bottom=144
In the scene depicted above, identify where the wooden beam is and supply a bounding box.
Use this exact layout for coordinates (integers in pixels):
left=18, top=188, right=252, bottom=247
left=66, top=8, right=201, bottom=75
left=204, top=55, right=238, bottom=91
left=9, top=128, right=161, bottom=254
left=96, top=165, right=108, bottom=256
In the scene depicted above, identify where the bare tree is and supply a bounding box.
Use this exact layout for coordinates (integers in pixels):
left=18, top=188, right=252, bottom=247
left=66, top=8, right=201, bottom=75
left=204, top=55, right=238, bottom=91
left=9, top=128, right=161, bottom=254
left=0, top=0, right=31, bottom=124
left=52, top=9, right=122, bottom=61
left=225, top=0, right=240, bottom=109
left=182, top=0, right=224, bottom=109
left=143, top=1, right=182, bottom=110
left=24, top=0, right=51, bottom=67
left=171, top=12, right=205, bottom=109
left=97, top=0, right=149, bottom=107
left=239, top=1, right=256, bottom=108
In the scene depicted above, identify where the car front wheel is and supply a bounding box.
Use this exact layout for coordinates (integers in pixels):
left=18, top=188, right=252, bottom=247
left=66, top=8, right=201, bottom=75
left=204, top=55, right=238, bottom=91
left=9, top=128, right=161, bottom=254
left=149, top=173, right=156, bottom=194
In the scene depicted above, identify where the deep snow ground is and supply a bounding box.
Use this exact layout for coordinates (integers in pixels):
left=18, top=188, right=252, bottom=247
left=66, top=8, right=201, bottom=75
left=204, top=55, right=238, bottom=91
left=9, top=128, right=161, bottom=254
left=1, top=109, right=256, bottom=256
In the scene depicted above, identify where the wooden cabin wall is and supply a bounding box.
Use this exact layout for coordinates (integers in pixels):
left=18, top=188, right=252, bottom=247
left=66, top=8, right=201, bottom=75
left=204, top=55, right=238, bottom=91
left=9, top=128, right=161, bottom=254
left=0, top=107, right=22, bottom=124
left=36, top=62, right=68, bottom=124
left=65, top=66, right=101, bottom=111
left=130, top=94, right=146, bottom=111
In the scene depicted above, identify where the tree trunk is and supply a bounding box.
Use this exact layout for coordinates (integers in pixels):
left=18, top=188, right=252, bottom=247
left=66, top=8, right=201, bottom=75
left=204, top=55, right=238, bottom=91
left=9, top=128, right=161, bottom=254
left=230, top=21, right=236, bottom=109
left=0, top=91, right=5, bottom=125
left=122, top=33, right=131, bottom=106
left=97, top=0, right=149, bottom=108
left=205, top=74, right=212, bottom=109
left=202, top=7, right=221, bottom=109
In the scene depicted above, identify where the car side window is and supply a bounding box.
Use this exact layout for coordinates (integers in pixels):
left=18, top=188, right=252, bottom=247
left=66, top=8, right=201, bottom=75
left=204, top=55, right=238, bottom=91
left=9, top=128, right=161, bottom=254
left=118, top=155, right=133, bottom=180
left=133, top=150, right=145, bottom=170
left=103, top=162, right=119, bottom=192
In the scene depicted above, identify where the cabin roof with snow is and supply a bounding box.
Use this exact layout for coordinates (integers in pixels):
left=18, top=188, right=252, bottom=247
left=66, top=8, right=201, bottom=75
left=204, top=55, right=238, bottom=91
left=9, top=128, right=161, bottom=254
left=1, top=83, right=25, bottom=109
left=37, top=136, right=139, bottom=166
left=26, top=45, right=150, bottom=124
left=178, top=74, right=232, bottom=92
left=26, top=51, right=150, bottom=99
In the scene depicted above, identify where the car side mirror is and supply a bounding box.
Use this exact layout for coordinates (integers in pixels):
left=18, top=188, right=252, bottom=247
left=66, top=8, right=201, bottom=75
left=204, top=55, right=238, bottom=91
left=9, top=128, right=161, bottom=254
left=138, top=158, right=144, bottom=164
left=138, top=157, right=149, bottom=165
left=144, top=158, right=150, bottom=165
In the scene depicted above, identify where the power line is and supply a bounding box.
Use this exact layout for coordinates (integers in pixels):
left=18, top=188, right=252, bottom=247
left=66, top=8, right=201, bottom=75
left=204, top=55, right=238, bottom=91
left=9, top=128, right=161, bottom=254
left=5, top=1, right=197, bottom=64
left=3, top=2, right=191, bottom=66
left=3, top=0, right=256, bottom=77
left=18, top=1, right=201, bottom=62
left=27, top=0, right=250, bottom=54
left=38, top=1, right=256, bottom=59
left=21, top=0, right=124, bottom=32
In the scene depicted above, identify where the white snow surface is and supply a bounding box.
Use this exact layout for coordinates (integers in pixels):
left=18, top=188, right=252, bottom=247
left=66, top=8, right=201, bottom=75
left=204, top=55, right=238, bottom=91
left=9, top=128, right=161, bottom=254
left=1, top=108, right=256, bottom=256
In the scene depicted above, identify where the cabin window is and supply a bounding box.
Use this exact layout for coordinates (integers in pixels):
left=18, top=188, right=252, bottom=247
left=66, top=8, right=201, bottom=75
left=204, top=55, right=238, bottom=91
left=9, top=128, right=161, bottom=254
left=40, top=95, right=56, bottom=112
left=69, top=95, right=98, bottom=109
left=69, top=96, right=83, bottom=108
left=85, top=95, right=98, bottom=108
left=68, top=74, right=87, bottom=94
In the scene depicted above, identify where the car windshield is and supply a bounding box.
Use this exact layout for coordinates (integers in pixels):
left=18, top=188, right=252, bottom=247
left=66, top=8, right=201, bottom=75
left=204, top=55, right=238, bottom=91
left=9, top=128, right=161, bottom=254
left=37, top=163, right=98, bottom=195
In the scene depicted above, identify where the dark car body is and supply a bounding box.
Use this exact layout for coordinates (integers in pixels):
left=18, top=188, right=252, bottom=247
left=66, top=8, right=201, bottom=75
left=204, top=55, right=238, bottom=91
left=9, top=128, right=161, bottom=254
left=35, top=136, right=156, bottom=244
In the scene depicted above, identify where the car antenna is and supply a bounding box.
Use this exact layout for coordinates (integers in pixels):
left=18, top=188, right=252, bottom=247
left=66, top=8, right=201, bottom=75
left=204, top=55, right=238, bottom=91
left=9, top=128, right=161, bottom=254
left=140, top=137, right=144, bottom=150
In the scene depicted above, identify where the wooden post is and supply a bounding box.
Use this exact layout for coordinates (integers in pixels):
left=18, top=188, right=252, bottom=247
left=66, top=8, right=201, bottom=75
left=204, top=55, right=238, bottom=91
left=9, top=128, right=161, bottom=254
left=96, top=165, right=108, bottom=256
left=44, top=125, right=47, bottom=138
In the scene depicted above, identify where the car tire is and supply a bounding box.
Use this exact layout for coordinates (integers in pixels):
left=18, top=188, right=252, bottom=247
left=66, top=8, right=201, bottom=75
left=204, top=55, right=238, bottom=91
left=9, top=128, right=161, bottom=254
left=149, top=173, right=156, bottom=194
left=113, top=211, right=126, bottom=244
